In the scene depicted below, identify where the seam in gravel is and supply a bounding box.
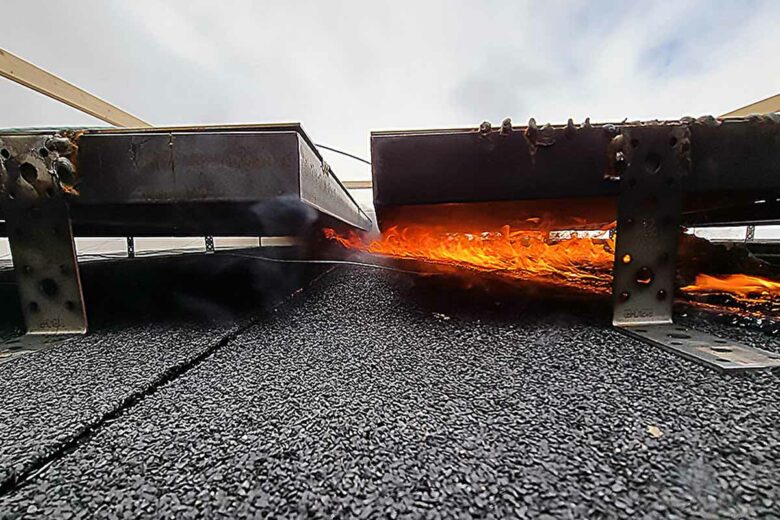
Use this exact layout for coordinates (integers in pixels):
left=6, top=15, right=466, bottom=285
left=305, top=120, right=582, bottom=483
left=0, top=266, right=335, bottom=500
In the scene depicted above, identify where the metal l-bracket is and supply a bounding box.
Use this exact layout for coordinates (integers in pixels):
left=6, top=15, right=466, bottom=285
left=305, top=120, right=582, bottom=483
left=622, top=323, right=780, bottom=373
left=611, top=125, right=780, bottom=372
left=612, top=126, right=686, bottom=326
left=0, top=135, right=87, bottom=334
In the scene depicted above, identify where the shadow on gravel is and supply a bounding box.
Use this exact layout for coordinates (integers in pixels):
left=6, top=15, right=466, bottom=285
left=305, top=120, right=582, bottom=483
left=371, top=260, right=780, bottom=337
left=393, top=269, right=613, bottom=326
left=0, top=250, right=327, bottom=336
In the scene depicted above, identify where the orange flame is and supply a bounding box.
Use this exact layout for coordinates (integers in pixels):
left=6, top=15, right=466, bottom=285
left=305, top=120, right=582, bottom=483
left=681, top=274, right=780, bottom=308
left=324, top=226, right=780, bottom=318
left=325, top=224, right=615, bottom=294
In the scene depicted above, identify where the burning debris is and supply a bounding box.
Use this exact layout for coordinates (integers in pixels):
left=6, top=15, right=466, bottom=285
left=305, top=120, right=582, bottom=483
left=324, top=225, right=780, bottom=321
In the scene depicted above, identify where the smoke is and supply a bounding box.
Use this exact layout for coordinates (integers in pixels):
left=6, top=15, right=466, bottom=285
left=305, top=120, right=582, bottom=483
left=74, top=195, right=328, bottom=328
left=247, top=195, right=318, bottom=233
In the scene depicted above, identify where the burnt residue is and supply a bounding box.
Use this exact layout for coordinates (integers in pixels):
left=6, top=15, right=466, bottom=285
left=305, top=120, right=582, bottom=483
left=757, top=112, right=780, bottom=124
left=128, top=142, right=139, bottom=170
left=52, top=157, right=76, bottom=186
left=58, top=130, right=82, bottom=194
left=0, top=132, right=81, bottom=201
left=524, top=118, right=557, bottom=157
left=604, top=118, right=697, bottom=181
left=672, top=125, right=692, bottom=173
left=127, top=136, right=154, bottom=172
left=500, top=118, right=512, bottom=136
left=694, top=115, right=720, bottom=127
left=48, top=132, right=81, bottom=196
left=564, top=118, right=576, bottom=139
left=45, top=136, right=75, bottom=156
left=602, top=124, right=619, bottom=137
left=604, top=133, right=628, bottom=181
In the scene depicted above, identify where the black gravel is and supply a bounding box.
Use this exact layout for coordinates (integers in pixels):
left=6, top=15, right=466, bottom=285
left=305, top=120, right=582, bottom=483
left=2, top=266, right=780, bottom=518
left=0, top=321, right=245, bottom=489
left=0, top=253, right=315, bottom=492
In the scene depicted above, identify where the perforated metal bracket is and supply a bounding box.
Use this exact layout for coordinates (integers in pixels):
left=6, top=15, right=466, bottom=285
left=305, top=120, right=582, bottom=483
left=611, top=125, right=780, bottom=372
left=612, top=125, right=686, bottom=326
left=621, top=323, right=780, bottom=373
left=0, top=135, right=87, bottom=335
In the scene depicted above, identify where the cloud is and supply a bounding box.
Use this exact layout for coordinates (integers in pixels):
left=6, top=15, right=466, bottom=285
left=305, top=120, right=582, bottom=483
left=0, top=0, right=778, bottom=185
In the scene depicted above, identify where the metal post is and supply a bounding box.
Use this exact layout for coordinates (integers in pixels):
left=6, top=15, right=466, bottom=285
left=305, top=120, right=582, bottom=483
left=611, top=125, right=780, bottom=371
left=0, top=134, right=87, bottom=334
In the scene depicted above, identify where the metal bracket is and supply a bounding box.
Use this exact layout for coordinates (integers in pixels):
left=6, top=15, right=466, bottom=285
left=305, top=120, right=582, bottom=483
left=622, top=324, right=780, bottom=373
left=611, top=125, right=780, bottom=372
left=0, top=135, right=87, bottom=334
left=612, top=126, right=686, bottom=325
left=0, top=335, right=72, bottom=364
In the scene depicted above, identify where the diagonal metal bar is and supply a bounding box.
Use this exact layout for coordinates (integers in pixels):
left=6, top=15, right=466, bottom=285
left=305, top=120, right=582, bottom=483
left=0, top=48, right=151, bottom=128
left=721, top=92, right=780, bottom=118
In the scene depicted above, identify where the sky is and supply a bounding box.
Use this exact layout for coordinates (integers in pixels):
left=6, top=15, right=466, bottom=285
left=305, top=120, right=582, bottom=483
left=1, top=0, right=779, bottom=186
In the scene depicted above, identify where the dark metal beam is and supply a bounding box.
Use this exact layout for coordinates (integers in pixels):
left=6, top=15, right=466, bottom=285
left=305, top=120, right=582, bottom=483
left=371, top=116, right=780, bottom=228
left=0, top=124, right=372, bottom=236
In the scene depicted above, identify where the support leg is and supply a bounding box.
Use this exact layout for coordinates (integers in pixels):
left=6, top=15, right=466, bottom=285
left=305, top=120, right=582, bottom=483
left=611, top=126, right=780, bottom=372
left=0, top=135, right=87, bottom=334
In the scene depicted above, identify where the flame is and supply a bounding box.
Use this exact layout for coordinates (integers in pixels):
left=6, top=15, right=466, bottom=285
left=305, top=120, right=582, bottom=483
left=681, top=273, right=780, bottom=297
left=324, top=226, right=780, bottom=319
left=681, top=274, right=780, bottom=308
left=325, top=224, right=615, bottom=294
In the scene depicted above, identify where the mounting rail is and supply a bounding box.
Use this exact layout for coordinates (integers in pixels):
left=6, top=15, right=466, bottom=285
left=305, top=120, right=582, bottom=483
left=0, top=124, right=371, bottom=336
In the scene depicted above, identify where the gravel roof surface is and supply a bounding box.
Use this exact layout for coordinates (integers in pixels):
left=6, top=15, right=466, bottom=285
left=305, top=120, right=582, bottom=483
left=0, top=252, right=311, bottom=492
left=0, top=321, right=245, bottom=490
left=1, top=266, right=779, bottom=519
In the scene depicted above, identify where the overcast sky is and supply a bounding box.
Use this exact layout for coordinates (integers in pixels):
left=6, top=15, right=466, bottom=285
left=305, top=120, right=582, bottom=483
left=1, top=0, right=778, bottom=183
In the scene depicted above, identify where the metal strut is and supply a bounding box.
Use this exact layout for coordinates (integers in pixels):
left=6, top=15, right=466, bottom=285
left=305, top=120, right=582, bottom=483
left=0, top=135, right=87, bottom=335
left=611, top=125, right=780, bottom=372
